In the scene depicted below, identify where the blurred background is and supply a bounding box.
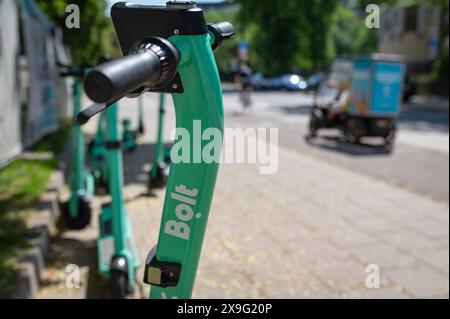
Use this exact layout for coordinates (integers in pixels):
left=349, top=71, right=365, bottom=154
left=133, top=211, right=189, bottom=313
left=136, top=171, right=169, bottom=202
left=0, top=0, right=448, bottom=299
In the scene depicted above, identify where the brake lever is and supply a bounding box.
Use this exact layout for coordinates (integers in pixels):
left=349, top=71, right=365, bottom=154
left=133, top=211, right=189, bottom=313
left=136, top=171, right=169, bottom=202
left=77, top=103, right=110, bottom=125
left=57, top=61, right=70, bottom=68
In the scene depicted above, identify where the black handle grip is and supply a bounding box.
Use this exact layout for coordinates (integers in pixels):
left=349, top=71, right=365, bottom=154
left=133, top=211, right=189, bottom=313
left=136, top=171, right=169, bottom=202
left=207, top=22, right=235, bottom=51
left=84, top=50, right=162, bottom=104
left=215, top=22, right=234, bottom=39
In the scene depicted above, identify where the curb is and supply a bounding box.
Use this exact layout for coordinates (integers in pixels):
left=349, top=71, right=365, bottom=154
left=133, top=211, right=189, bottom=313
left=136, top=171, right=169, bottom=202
left=7, top=170, right=65, bottom=299
left=406, top=96, right=449, bottom=112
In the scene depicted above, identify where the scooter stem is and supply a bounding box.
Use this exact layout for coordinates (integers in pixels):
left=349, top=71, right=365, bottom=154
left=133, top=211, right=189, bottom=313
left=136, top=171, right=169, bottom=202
left=150, top=33, right=224, bottom=299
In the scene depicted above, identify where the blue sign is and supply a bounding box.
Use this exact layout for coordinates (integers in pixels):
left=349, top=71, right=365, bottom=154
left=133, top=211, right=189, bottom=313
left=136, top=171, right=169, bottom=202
left=349, top=57, right=404, bottom=116
left=371, top=62, right=404, bottom=114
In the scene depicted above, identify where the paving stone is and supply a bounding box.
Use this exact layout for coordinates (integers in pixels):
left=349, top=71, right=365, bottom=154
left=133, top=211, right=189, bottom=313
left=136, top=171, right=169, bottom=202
left=381, top=230, right=437, bottom=252
left=385, top=265, right=449, bottom=298
left=416, top=248, right=449, bottom=276
left=348, top=216, right=404, bottom=235
left=325, top=226, right=380, bottom=248
left=285, top=239, right=350, bottom=264
left=405, top=218, right=450, bottom=239
left=350, top=244, right=416, bottom=270
left=311, top=260, right=368, bottom=292
left=352, top=287, right=411, bottom=299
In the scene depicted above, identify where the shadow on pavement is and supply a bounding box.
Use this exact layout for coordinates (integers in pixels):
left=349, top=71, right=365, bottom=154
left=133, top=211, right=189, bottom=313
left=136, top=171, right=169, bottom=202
left=399, top=106, right=449, bottom=133
left=228, top=110, right=249, bottom=118
left=305, top=135, right=393, bottom=157
left=42, top=235, right=110, bottom=298
left=279, top=104, right=314, bottom=115
left=122, top=142, right=172, bottom=196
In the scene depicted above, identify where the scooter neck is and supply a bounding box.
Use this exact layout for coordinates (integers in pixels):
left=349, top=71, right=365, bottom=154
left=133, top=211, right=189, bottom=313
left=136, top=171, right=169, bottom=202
left=150, top=33, right=224, bottom=299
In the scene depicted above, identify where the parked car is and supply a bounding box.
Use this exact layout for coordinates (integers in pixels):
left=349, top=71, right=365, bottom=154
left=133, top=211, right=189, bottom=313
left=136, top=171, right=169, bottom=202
left=250, top=73, right=271, bottom=91
left=306, top=72, right=325, bottom=92
left=403, top=74, right=416, bottom=103
left=269, top=74, right=308, bottom=91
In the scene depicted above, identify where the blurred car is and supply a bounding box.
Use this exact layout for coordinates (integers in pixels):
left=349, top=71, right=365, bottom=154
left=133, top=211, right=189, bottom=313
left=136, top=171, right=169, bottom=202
left=269, top=74, right=308, bottom=91
left=305, top=72, right=325, bottom=92
left=403, top=73, right=416, bottom=103
left=250, top=73, right=271, bottom=91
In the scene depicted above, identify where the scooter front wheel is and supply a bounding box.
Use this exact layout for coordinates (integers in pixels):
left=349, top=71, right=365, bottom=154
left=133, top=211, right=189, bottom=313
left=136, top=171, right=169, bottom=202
left=148, top=162, right=168, bottom=190
left=110, top=270, right=132, bottom=299
left=94, top=175, right=109, bottom=195
left=123, top=132, right=138, bottom=153
left=60, top=196, right=92, bottom=230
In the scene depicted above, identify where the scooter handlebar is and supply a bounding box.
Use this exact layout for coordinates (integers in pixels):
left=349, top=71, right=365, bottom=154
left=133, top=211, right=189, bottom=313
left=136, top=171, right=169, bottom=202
left=214, top=22, right=234, bottom=39
left=208, top=21, right=235, bottom=51
left=84, top=50, right=162, bottom=105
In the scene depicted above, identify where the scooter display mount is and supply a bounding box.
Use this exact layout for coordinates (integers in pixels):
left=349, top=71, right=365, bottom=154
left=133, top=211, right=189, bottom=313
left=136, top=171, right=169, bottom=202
left=110, top=1, right=209, bottom=95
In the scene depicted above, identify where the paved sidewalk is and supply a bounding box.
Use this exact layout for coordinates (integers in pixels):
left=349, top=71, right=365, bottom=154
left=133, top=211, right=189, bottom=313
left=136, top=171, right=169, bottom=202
left=37, top=93, right=449, bottom=299
left=127, top=140, right=449, bottom=299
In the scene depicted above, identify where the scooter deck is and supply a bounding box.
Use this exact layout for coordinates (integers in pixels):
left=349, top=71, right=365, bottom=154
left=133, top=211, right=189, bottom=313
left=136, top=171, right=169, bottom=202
left=97, top=204, right=140, bottom=276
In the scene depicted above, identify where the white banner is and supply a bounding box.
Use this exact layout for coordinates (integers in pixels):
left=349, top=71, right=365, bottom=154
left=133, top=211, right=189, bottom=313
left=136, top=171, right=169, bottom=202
left=0, top=0, right=22, bottom=168
left=53, top=27, right=73, bottom=120
left=20, top=0, right=59, bottom=147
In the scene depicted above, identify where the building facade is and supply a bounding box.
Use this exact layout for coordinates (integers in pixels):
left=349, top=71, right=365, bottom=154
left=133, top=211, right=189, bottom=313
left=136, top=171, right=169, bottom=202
left=379, top=4, right=447, bottom=68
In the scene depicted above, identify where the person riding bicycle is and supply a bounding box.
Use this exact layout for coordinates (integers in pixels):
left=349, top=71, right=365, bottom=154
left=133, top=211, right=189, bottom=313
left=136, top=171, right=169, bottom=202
left=234, top=60, right=253, bottom=110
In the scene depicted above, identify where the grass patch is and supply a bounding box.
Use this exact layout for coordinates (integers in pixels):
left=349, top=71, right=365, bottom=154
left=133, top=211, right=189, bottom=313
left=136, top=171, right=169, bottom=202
left=0, top=124, right=69, bottom=296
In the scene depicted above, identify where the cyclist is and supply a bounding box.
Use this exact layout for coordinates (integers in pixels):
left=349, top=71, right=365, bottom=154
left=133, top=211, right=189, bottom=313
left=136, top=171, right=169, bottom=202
left=234, top=60, right=253, bottom=111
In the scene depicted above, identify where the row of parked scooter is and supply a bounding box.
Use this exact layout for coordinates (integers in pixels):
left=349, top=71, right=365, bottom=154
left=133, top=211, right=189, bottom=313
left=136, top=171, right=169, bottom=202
left=53, top=1, right=234, bottom=299
left=57, top=61, right=171, bottom=298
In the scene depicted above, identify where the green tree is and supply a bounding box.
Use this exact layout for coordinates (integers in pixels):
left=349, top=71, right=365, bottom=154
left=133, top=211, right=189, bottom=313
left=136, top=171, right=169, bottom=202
left=205, top=7, right=241, bottom=72
left=332, top=3, right=378, bottom=57
left=301, top=0, right=339, bottom=71
left=238, top=0, right=338, bottom=75
left=36, top=0, right=118, bottom=65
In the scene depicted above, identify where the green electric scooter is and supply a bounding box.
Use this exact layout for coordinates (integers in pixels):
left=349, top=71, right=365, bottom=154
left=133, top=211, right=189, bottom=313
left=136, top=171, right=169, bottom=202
left=97, top=101, right=140, bottom=298
left=148, top=93, right=171, bottom=190
left=79, top=1, right=233, bottom=299
left=89, top=112, right=108, bottom=192
left=122, top=95, right=145, bottom=152
left=89, top=114, right=139, bottom=193
left=89, top=105, right=142, bottom=192
left=81, top=58, right=140, bottom=298
left=58, top=64, right=94, bottom=230
left=89, top=58, right=141, bottom=192
left=122, top=118, right=138, bottom=152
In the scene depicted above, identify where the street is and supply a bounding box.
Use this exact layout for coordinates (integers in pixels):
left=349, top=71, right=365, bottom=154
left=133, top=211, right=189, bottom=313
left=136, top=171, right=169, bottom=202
left=38, top=91, right=449, bottom=299
left=222, top=92, right=449, bottom=203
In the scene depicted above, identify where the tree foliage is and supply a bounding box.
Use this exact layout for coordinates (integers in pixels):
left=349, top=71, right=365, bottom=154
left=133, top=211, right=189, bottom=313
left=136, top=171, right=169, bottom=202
left=237, top=0, right=338, bottom=75
left=205, top=7, right=241, bottom=72
left=36, top=0, right=118, bottom=65
left=331, top=3, right=378, bottom=57
left=35, top=0, right=448, bottom=78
